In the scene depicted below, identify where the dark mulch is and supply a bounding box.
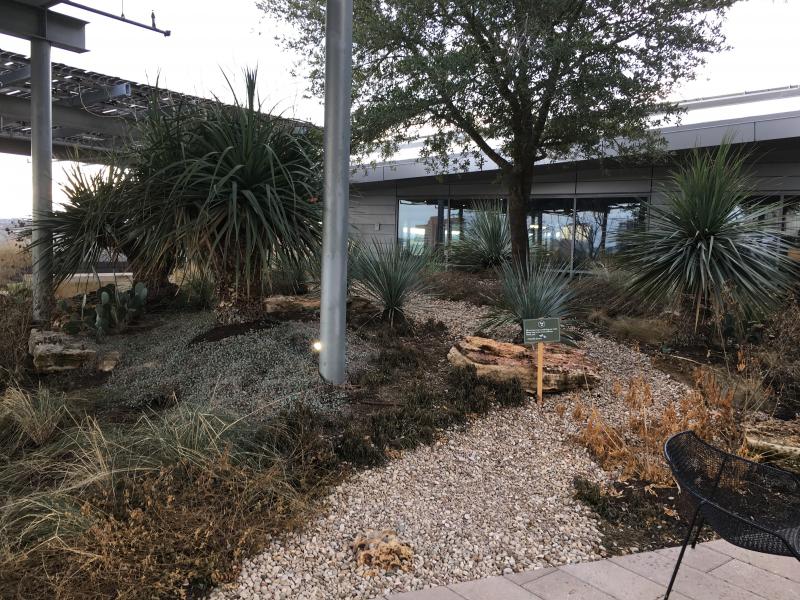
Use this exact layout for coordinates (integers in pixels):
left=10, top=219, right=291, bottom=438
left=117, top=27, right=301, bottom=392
left=574, top=477, right=716, bottom=556
left=426, top=269, right=501, bottom=306
left=188, top=317, right=280, bottom=345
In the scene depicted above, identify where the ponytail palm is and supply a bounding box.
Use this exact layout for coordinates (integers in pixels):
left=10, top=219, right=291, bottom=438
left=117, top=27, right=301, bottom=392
left=619, top=143, right=798, bottom=326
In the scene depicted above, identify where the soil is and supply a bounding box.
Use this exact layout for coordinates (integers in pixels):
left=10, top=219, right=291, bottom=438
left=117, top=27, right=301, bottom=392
left=188, top=317, right=280, bottom=345
left=346, top=318, right=451, bottom=413
left=573, top=477, right=716, bottom=556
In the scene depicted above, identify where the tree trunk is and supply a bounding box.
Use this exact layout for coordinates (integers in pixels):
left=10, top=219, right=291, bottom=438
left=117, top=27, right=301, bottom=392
left=507, top=170, right=532, bottom=267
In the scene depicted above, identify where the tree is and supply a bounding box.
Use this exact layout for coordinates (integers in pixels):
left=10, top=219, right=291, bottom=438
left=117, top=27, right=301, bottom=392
left=260, top=0, right=737, bottom=265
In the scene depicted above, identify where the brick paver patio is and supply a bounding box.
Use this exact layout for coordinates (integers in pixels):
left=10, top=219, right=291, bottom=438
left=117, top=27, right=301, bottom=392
left=387, top=540, right=800, bottom=600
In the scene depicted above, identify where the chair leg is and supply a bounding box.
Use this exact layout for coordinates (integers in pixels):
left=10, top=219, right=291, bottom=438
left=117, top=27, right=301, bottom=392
left=665, top=505, right=702, bottom=600
left=690, top=516, right=705, bottom=549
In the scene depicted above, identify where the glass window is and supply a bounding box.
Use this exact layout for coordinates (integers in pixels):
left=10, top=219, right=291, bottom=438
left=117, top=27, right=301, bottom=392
left=398, top=199, right=443, bottom=250
left=573, top=197, right=647, bottom=260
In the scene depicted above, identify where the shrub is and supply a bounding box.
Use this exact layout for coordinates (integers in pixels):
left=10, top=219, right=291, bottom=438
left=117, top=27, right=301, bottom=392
left=574, top=371, right=742, bottom=484
left=0, top=286, right=32, bottom=387
left=0, top=386, right=68, bottom=453
left=619, top=142, right=798, bottom=330
left=350, top=241, right=431, bottom=325
left=0, top=403, right=314, bottom=599
left=483, top=258, right=573, bottom=335
left=448, top=201, right=511, bottom=270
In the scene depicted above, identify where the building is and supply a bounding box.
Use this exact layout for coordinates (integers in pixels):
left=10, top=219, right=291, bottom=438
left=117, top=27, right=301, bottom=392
left=349, top=87, right=800, bottom=270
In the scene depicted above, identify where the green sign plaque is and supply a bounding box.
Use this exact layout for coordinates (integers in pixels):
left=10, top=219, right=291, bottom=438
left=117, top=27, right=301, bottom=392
left=523, top=317, right=561, bottom=344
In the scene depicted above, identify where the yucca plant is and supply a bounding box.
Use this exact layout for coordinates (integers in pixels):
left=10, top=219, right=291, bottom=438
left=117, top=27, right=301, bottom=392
left=619, top=142, right=798, bottom=329
left=31, top=70, right=322, bottom=300
left=448, top=201, right=511, bottom=270
left=484, top=258, right=573, bottom=337
left=350, top=241, right=431, bottom=325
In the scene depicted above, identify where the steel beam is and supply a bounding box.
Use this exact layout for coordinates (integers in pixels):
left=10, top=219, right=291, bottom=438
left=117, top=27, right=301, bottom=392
left=319, top=0, right=354, bottom=384
left=0, top=65, right=31, bottom=87
left=58, top=82, right=131, bottom=107
left=30, top=38, right=53, bottom=323
left=0, top=1, right=88, bottom=52
left=0, top=94, right=131, bottom=138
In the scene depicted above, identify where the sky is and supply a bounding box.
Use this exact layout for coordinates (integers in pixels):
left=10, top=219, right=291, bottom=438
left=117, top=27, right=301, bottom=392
left=2, top=0, right=800, bottom=218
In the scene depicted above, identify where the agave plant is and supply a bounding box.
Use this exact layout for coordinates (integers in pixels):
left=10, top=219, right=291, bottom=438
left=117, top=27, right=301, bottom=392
left=484, top=258, right=573, bottom=336
left=619, top=142, right=798, bottom=327
left=448, top=201, right=511, bottom=270
left=349, top=241, right=431, bottom=325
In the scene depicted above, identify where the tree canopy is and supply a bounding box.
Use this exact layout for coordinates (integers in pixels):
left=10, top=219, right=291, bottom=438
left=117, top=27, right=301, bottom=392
left=261, top=0, right=738, bottom=264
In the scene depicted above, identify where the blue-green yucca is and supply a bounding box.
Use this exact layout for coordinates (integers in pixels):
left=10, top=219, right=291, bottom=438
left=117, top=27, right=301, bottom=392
left=484, top=259, right=573, bottom=335
left=349, top=242, right=430, bottom=325
left=619, top=142, right=798, bottom=328
left=448, top=201, right=511, bottom=271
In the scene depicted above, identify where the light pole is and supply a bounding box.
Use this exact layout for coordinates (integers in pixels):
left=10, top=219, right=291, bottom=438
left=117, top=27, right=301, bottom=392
left=30, top=39, right=53, bottom=323
left=319, top=0, right=353, bottom=384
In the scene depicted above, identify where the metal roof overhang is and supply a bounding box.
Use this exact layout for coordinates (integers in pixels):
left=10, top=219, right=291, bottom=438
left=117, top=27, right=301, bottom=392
left=0, top=0, right=88, bottom=52
left=353, top=94, right=800, bottom=186
left=0, top=48, right=214, bottom=160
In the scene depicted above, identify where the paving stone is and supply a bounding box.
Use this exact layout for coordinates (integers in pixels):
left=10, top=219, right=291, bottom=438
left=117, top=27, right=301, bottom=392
left=523, top=570, right=615, bottom=600
left=610, top=550, right=762, bottom=600
left=504, top=567, right=557, bottom=587
left=391, top=587, right=466, bottom=600
left=449, top=575, right=543, bottom=599
left=562, top=558, right=665, bottom=600
left=710, top=559, right=800, bottom=600
left=656, top=545, right=732, bottom=572
left=704, top=539, right=800, bottom=583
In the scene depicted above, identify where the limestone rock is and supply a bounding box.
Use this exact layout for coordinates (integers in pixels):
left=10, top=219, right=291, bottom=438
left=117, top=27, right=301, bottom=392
left=97, top=350, right=122, bottom=373
left=447, top=336, right=599, bottom=395
left=28, top=328, right=98, bottom=373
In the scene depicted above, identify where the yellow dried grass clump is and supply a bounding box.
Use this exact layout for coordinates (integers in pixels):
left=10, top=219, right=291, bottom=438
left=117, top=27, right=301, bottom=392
left=351, top=529, right=414, bottom=575
left=575, top=370, right=743, bottom=485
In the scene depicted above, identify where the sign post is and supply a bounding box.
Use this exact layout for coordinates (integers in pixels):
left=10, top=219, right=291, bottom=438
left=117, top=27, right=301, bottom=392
left=523, top=317, right=561, bottom=403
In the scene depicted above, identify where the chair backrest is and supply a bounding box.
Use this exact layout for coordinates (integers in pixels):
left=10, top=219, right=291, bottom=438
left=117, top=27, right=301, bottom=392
left=664, top=431, right=730, bottom=499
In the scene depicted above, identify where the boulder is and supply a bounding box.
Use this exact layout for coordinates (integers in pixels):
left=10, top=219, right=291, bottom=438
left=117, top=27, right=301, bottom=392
left=28, top=328, right=98, bottom=373
left=447, top=336, right=599, bottom=395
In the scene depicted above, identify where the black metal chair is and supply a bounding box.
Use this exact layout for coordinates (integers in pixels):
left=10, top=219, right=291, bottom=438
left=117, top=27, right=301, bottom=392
left=663, top=430, right=800, bottom=599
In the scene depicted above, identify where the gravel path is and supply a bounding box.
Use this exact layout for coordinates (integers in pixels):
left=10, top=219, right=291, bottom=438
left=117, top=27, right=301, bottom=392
left=210, top=321, right=690, bottom=600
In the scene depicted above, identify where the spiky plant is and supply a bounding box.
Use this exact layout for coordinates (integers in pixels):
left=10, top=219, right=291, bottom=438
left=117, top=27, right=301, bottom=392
left=484, top=258, right=573, bottom=335
left=448, top=201, right=511, bottom=270
left=31, top=70, right=322, bottom=299
left=350, top=241, right=431, bottom=325
left=619, top=142, right=798, bottom=327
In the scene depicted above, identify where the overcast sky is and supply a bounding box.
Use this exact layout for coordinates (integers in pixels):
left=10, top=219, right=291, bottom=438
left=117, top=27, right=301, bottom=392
left=2, top=0, right=800, bottom=218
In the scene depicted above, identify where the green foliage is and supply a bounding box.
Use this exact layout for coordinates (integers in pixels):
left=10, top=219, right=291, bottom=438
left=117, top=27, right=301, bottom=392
left=350, top=241, right=431, bottom=325
left=448, top=201, right=511, bottom=270
left=619, top=143, right=798, bottom=328
left=61, top=282, right=149, bottom=339
left=32, top=70, right=322, bottom=298
left=484, top=258, right=573, bottom=334
left=263, top=0, right=735, bottom=263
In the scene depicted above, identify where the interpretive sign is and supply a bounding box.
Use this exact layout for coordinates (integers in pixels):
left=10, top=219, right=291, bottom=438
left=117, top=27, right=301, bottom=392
left=523, top=317, right=561, bottom=344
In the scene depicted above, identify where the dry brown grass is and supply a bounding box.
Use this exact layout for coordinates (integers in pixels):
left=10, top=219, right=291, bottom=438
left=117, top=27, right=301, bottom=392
left=574, top=370, right=743, bottom=485
left=0, top=240, right=30, bottom=286
left=587, top=309, right=676, bottom=346
left=0, top=287, right=31, bottom=385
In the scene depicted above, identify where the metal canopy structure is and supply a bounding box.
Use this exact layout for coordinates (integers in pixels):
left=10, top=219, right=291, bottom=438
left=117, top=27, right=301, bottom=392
left=0, top=48, right=212, bottom=159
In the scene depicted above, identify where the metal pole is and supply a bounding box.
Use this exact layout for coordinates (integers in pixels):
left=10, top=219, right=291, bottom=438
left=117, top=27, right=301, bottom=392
left=319, top=0, right=353, bottom=384
left=31, top=39, right=53, bottom=323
